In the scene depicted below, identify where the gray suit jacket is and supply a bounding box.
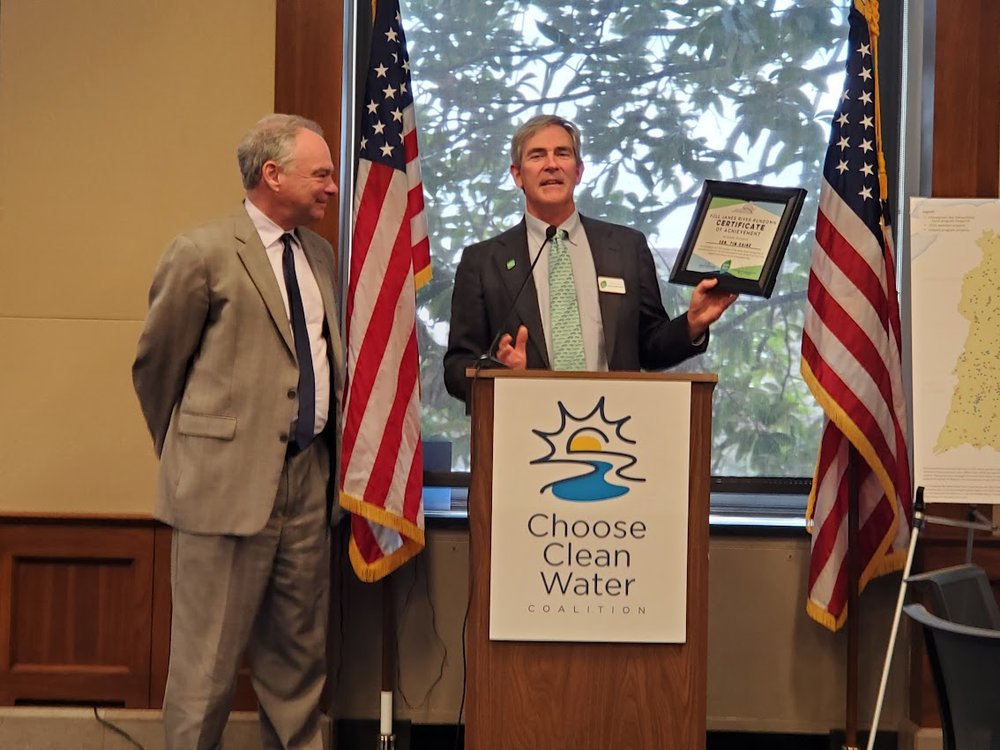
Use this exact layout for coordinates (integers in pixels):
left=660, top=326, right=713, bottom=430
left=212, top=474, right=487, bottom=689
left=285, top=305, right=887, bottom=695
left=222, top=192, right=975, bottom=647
left=133, top=207, right=344, bottom=535
left=443, top=215, right=707, bottom=402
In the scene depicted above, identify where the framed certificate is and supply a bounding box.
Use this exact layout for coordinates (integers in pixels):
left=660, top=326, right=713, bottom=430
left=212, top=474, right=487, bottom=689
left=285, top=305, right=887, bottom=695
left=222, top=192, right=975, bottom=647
left=669, top=180, right=807, bottom=298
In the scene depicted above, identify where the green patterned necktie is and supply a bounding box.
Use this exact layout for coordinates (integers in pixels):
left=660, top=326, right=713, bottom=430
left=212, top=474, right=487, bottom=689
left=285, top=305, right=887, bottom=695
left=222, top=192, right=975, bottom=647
left=548, top=228, right=586, bottom=370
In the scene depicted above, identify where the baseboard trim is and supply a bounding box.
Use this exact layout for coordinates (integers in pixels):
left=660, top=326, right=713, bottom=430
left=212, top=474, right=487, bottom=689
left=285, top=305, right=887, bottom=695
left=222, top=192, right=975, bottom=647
left=0, top=709, right=942, bottom=750
left=0, top=708, right=260, bottom=749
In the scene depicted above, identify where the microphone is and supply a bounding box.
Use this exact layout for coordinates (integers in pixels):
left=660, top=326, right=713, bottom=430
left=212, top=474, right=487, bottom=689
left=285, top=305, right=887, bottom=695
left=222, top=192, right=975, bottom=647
left=475, top=224, right=559, bottom=370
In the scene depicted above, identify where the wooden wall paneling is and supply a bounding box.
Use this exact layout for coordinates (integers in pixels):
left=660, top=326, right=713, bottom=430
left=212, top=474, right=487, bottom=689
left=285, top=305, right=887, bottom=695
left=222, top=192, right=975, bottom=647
left=233, top=658, right=259, bottom=712
left=0, top=535, right=11, bottom=699
left=931, top=0, right=1000, bottom=198
left=0, top=519, right=155, bottom=707
left=275, top=0, right=346, bottom=259
left=149, top=523, right=172, bottom=708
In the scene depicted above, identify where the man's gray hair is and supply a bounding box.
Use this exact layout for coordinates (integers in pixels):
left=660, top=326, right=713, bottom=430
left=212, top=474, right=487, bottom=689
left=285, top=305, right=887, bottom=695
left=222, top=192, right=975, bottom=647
left=510, top=114, right=583, bottom=168
left=237, top=114, right=325, bottom=189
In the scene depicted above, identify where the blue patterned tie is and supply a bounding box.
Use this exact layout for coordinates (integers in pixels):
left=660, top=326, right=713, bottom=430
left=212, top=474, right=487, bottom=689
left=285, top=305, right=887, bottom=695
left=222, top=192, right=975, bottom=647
left=548, top=228, right=586, bottom=371
left=281, top=234, right=315, bottom=451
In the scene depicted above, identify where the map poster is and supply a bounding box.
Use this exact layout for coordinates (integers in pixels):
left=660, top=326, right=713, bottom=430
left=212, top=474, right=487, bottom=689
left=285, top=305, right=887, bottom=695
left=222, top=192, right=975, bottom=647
left=911, top=197, right=1000, bottom=504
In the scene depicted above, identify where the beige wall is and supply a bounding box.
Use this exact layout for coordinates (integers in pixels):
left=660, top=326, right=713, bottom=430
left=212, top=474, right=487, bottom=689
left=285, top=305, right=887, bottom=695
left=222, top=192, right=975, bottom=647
left=0, top=0, right=275, bottom=513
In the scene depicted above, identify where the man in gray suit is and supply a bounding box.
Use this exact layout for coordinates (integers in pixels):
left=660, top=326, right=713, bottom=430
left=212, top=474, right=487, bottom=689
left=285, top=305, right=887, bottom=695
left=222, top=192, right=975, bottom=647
left=133, top=114, right=343, bottom=750
left=443, top=114, right=738, bottom=403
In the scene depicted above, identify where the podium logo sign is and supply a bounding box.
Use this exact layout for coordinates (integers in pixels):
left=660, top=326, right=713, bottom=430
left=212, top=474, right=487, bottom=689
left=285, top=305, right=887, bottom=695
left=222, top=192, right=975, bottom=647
left=489, top=378, right=691, bottom=643
left=531, top=397, right=644, bottom=502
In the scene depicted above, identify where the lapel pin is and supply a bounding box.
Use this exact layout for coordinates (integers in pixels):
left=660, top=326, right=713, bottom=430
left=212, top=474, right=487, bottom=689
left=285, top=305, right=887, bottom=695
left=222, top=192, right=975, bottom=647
left=506, top=259, right=516, bottom=270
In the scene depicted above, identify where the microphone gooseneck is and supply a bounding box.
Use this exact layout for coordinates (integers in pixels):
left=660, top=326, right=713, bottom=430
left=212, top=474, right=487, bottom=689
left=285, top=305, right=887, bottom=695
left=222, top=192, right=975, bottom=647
left=476, top=224, right=559, bottom=369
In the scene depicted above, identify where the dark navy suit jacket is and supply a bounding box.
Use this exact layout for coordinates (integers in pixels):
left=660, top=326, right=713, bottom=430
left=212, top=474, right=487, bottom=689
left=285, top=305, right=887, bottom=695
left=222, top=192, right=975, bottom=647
left=443, top=215, right=708, bottom=403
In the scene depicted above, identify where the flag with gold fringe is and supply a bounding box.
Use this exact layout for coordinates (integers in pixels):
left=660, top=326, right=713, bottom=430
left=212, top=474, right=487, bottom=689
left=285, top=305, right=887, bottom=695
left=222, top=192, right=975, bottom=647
left=340, top=0, right=430, bottom=581
left=799, top=0, right=912, bottom=631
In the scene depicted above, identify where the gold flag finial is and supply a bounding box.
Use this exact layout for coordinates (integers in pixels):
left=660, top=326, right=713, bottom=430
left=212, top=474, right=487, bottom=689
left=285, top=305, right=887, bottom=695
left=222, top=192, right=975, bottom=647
left=854, top=0, right=887, bottom=202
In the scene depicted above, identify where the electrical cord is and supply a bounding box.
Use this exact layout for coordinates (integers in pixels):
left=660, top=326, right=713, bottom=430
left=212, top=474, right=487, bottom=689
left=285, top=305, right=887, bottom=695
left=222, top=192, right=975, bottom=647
left=394, top=554, right=448, bottom=711
left=454, top=517, right=474, bottom=750
left=92, top=706, right=144, bottom=749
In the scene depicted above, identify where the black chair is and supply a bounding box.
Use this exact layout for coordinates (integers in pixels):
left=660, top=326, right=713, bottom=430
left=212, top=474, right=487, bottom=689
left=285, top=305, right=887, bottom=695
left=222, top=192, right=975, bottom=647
left=906, top=563, right=1000, bottom=629
left=905, top=603, right=1000, bottom=750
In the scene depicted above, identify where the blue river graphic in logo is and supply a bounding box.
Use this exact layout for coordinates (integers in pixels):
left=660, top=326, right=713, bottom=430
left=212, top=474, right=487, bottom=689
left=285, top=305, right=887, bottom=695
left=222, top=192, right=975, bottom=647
left=531, top=397, right=645, bottom=502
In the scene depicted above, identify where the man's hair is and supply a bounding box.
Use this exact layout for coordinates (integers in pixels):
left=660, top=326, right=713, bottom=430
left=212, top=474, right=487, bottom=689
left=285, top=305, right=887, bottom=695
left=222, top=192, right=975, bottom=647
left=510, top=114, right=583, bottom=168
left=237, top=114, right=325, bottom=189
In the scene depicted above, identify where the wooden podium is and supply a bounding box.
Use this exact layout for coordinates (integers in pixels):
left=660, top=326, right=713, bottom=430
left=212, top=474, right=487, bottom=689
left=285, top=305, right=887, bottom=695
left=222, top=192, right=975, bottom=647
left=464, top=369, right=716, bottom=750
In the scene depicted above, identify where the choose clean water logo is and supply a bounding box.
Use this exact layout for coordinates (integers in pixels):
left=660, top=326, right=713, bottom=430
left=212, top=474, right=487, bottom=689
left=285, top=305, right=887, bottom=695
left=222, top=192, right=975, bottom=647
left=531, top=397, right=645, bottom=502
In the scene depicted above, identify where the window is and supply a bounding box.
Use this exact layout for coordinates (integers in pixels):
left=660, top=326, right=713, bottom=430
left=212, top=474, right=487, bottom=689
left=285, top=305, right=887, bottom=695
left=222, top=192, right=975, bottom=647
left=401, top=0, right=902, bottom=513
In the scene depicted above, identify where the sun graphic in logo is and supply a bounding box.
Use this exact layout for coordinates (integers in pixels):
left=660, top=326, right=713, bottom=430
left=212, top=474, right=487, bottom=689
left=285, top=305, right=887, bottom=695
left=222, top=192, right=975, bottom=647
left=531, top=397, right=645, bottom=502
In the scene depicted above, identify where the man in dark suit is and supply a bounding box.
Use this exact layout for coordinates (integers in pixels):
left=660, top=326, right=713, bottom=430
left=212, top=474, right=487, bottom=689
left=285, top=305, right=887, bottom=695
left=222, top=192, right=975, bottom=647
left=133, top=114, right=343, bottom=750
left=444, top=114, right=738, bottom=403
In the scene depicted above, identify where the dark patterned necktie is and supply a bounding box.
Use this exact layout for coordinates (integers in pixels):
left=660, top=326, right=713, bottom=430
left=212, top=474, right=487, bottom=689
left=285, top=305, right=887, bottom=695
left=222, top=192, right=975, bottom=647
left=281, top=233, right=315, bottom=450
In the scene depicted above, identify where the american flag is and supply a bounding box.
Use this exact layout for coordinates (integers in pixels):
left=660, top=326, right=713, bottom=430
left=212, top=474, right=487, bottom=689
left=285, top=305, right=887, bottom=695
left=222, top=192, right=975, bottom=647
left=799, top=1, right=911, bottom=632
left=340, top=0, right=430, bottom=582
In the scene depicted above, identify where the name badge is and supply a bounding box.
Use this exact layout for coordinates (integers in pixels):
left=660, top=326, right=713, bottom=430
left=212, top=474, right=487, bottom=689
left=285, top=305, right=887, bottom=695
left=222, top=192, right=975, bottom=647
left=598, top=276, right=626, bottom=294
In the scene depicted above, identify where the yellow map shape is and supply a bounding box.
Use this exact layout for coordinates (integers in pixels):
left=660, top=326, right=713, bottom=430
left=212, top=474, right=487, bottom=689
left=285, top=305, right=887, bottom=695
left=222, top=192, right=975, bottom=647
left=936, top=229, right=1000, bottom=452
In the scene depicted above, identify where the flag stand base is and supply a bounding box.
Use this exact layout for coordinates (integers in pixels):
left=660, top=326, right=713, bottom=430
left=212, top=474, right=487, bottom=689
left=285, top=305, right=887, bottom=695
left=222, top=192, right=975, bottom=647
left=335, top=719, right=411, bottom=750
left=828, top=728, right=898, bottom=750
left=864, top=488, right=996, bottom=750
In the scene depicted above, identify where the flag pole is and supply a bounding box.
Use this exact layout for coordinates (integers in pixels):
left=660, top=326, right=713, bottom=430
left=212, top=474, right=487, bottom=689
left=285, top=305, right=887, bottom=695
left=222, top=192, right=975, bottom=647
left=847, top=7, right=875, bottom=745
left=338, top=0, right=358, bottom=289
left=845, top=446, right=860, bottom=750
left=379, top=575, right=396, bottom=749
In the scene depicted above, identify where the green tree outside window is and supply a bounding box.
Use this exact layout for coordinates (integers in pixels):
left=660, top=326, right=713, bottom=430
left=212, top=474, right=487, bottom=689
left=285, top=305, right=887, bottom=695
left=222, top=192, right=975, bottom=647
left=407, top=0, right=849, bottom=477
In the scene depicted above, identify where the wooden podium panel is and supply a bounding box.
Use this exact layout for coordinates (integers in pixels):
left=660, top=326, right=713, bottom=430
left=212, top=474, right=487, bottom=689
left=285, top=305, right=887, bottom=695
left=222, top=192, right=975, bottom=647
left=464, top=370, right=715, bottom=750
